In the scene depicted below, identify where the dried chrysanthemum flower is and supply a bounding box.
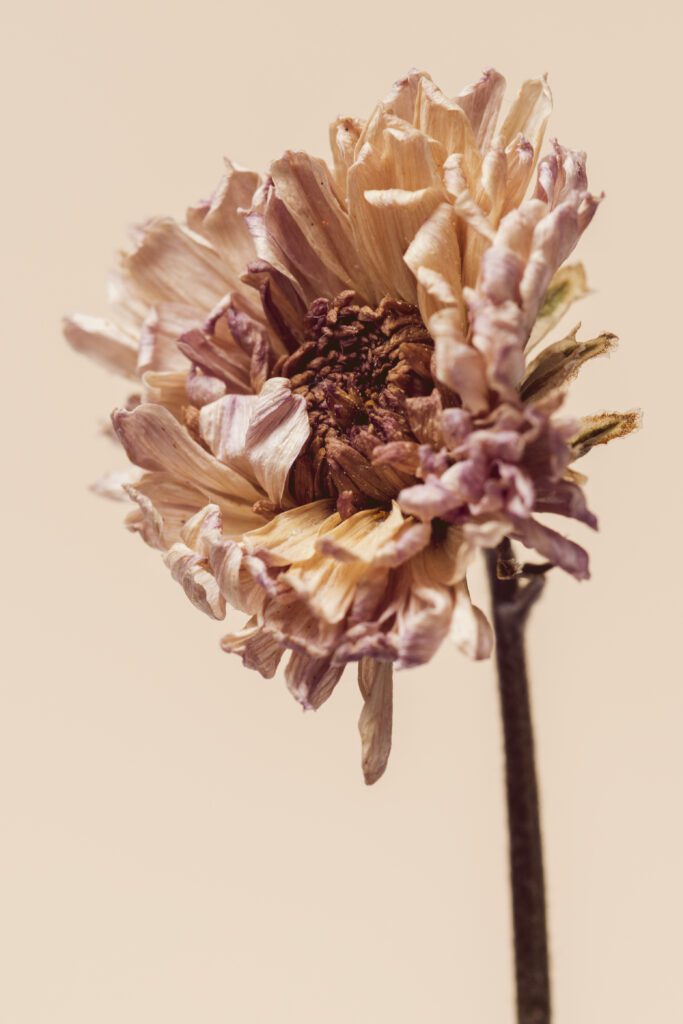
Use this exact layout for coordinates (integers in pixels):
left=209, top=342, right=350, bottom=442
left=65, top=68, right=639, bottom=784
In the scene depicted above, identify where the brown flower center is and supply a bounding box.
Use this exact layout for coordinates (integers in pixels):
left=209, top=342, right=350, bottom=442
left=273, top=291, right=435, bottom=517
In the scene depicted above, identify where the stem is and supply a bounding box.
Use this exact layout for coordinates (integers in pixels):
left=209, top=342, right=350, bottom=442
left=486, top=540, right=551, bottom=1024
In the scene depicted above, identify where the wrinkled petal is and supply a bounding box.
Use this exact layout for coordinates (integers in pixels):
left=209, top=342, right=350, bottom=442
left=358, top=658, right=393, bottom=785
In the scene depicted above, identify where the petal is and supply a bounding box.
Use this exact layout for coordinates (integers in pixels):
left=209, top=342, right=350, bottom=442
left=122, top=218, right=232, bottom=310
left=415, top=77, right=480, bottom=182
left=499, top=76, right=553, bottom=158
left=142, top=370, right=188, bottom=420
left=329, top=116, right=364, bottom=191
left=404, top=202, right=466, bottom=327
left=243, top=378, right=311, bottom=505
left=451, top=581, right=493, bottom=660
left=456, top=68, right=506, bottom=152
left=64, top=314, right=138, bottom=380
left=269, top=151, right=373, bottom=299
left=285, top=651, right=344, bottom=710
left=163, top=504, right=226, bottom=619
left=123, top=472, right=211, bottom=549
left=358, top=658, right=393, bottom=785
left=221, top=620, right=284, bottom=679
left=185, top=159, right=260, bottom=286
left=243, top=500, right=337, bottom=565
left=112, top=403, right=264, bottom=514
left=430, top=307, right=490, bottom=415
left=510, top=515, right=590, bottom=579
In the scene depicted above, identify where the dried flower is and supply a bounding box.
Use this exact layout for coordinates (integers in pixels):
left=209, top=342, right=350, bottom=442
left=65, top=68, right=639, bottom=783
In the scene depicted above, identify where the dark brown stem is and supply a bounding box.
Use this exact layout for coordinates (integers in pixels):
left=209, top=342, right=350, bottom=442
left=486, top=539, right=551, bottom=1024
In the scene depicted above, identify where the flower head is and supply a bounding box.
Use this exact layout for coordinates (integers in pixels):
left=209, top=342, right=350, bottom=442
left=66, top=68, right=639, bottom=783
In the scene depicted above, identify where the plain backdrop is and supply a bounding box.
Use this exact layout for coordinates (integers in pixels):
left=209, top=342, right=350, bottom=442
left=1, top=1, right=681, bottom=1021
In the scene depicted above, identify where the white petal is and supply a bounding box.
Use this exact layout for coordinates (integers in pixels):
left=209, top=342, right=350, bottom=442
left=64, top=314, right=138, bottom=380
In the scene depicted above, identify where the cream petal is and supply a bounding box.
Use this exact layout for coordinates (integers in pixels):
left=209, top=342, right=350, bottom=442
left=499, top=76, right=553, bottom=160
left=329, top=117, right=364, bottom=191
left=354, top=186, right=446, bottom=303
left=314, top=503, right=406, bottom=563
left=248, top=380, right=311, bottom=504
left=209, top=539, right=269, bottom=616
left=199, top=380, right=310, bottom=506
left=415, top=77, right=481, bottom=181
left=112, top=403, right=264, bottom=513
left=123, top=472, right=210, bottom=549
left=122, top=218, right=233, bottom=310
left=456, top=68, right=506, bottom=152
left=163, top=505, right=226, bottom=620
left=404, top=202, right=466, bottom=327
left=243, top=501, right=337, bottom=565
left=284, top=508, right=402, bottom=624
left=142, top=370, right=188, bottom=420
left=380, top=68, right=432, bottom=124
left=185, top=160, right=260, bottom=285
left=347, top=112, right=448, bottom=301
left=63, top=314, right=138, bottom=380
left=221, top=620, right=284, bottom=679
left=451, top=581, right=493, bottom=660
left=357, top=658, right=393, bottom=785
left=270, top=151, right=372, bottom=299
left=137, top=303, right=197, bottom=374
left=393, top=559, right=455, bottom=669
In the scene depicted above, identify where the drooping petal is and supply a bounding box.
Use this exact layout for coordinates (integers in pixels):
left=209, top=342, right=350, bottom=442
left=510, top=515, right=590, bottom=579
left=358, top=658, right=393, bottom=785
left=285, top=651, right=345, bottom=710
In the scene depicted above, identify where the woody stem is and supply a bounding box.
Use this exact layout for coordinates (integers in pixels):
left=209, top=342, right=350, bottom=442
left=486, top=540, right=551, bottom=1024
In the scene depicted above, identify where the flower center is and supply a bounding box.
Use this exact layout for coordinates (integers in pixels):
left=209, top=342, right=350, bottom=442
left=274, top=291, right=435, bottom=516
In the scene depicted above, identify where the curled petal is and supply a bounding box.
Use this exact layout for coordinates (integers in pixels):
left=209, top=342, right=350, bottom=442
left=163, top=505, right=226, bottom=619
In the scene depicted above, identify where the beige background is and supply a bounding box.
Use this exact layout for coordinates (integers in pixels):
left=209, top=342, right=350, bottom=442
left=1, top=0, right=681, bottom=1021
